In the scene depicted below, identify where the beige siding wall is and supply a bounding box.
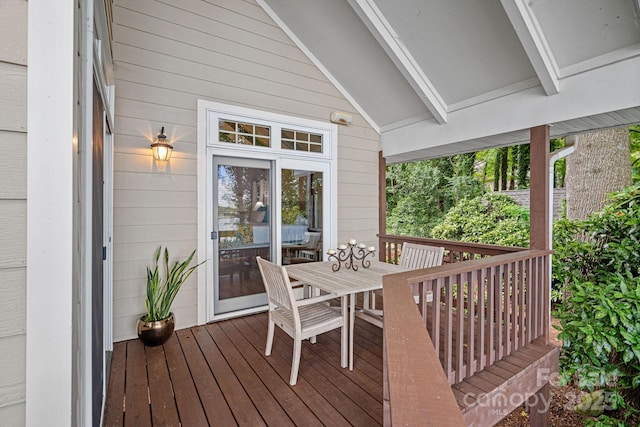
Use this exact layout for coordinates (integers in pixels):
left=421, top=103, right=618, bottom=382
left=0, top=0, right=27, bottom=424
left=111, top=0, right=380, bottom=340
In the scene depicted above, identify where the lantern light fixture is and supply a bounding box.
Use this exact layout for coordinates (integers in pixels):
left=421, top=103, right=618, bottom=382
left=150, top=126, right=173, bottom=161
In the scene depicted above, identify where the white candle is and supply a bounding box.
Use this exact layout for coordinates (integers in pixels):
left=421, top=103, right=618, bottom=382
left=358, top=243, right=366, bottom=249
left=327, top=249, right=336, bottom=255
left=368, top=246, right=376, bottom=252
left=349, top=239, right=356, bottom=245
left=338, top=244, right=347, bottom=250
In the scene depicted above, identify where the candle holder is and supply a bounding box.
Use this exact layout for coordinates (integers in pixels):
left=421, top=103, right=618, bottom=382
left=327, top=240, right=376, bottom=272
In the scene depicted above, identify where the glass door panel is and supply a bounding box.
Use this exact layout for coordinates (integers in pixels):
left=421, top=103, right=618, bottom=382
left=281, top=168, right=323, bottom=265
left=213, top=157, right=271, bottom=314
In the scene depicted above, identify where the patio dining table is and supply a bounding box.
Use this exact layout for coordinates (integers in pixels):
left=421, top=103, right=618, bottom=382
left=286, top=260, right=408, bottom=370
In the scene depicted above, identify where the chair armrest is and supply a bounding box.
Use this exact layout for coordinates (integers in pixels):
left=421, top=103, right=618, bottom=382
left=295, top=292, right=339, bottom=307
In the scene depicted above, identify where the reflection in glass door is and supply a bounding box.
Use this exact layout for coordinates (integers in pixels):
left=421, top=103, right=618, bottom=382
left=281, top=169, right=323, bottom=265
left=213, top=157, right=271, bottom=314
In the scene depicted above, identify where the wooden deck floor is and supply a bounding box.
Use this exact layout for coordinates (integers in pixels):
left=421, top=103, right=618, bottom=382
left=103, top=312, right=384, bottom=426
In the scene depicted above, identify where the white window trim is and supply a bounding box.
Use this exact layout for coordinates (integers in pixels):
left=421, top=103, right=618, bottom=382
left=196, top=100, right=338, bottom=324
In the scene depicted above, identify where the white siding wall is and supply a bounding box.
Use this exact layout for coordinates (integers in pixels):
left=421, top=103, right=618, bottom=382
left=111, top=0, right=380, bottom=340
left=0, top=0, right=27, bottom=424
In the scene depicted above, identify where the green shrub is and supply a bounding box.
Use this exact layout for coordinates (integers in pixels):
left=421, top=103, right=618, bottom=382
left=554, top=183, right=640, bottom=423
left=430, top=193, right=529, bottom=247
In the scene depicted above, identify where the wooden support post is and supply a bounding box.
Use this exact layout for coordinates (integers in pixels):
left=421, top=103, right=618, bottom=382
left=529, top=125, right=551, bottom=251
left=529, top=125, right=551, bottom=345
left=528, top=383, right=550, bottom=427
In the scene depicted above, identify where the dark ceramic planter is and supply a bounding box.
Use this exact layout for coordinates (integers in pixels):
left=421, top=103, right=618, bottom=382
left=137, top=313, right=175, bottom=347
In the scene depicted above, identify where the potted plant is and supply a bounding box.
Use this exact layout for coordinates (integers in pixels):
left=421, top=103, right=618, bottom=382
left=137, top=246, right=203, bottom=346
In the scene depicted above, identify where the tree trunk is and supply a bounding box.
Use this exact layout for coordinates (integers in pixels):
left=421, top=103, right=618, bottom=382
left=500, top=147, right=509, bottom=190
left=516, top=144, right=530, bottom=189
left=565, top=128, right=632, bottom=220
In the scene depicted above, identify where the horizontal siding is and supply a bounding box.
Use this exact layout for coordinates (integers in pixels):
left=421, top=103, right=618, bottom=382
left=0, top=268, right=26, bottom=337
left=0, top=334, right=25, bottom=414
left=0, top=131, right=26, bottom=199
left=0, top=5, right=27, bottom=425
left=0, top=62, right=26, bottom=132
left=0, top=200, right=26, bottom=269
left=112, top=0, right=380, bottom=340
left=0, top=0, right=27, bottom=66
left=0, top=403, right=24, bottom=427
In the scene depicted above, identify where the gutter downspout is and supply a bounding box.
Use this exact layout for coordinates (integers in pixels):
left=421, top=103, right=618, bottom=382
left=547, top=143, right=575, bottom=319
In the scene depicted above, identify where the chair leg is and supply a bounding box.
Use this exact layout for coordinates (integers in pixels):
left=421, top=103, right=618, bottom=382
left=265, top=320, right=275, bottom=356
left=290, top=338, right=302, bottom=386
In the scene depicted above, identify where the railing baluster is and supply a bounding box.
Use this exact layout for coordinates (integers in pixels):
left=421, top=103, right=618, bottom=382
left=526, top=257, right=533, bottom=343
left=455, top=274, right=464, bottom=383
left=487, top=266, right=495, bottom=365
left=518, top=259, right=525, bottom=348
left=478, top=268, right=486, bottom=371
left=433, top=278, right=442, bottom=358
left=504, top=261, right=511, bottom=357
left=444, top=276, right=453, bottom=383
left=465, top=270, right=476, bottom=378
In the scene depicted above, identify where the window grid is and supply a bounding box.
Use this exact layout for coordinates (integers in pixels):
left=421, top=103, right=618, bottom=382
left=281, top=129, right=323, bottom=153
left=218, top=119, right=271, bottom=147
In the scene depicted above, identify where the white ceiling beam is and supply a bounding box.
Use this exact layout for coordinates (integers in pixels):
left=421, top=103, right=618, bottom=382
left=347, top=0, right=448, bottom=124
left=381, top=54, right=640, bottom=162
left=500, top=0, right=560, bottom=95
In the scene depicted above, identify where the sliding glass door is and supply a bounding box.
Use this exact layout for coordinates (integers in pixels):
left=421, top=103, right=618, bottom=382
left=212, top=157, right=272, bottom=314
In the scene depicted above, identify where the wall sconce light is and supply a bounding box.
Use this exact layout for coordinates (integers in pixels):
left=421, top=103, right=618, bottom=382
left=150, top=126, right=173, bottom=161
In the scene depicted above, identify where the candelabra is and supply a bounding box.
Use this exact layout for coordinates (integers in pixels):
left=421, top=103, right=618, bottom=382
left=327, top=239, right=376, bottom=272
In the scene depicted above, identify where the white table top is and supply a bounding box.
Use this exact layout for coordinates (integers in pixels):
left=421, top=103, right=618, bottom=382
left=286, top=260, right=408, bottom=296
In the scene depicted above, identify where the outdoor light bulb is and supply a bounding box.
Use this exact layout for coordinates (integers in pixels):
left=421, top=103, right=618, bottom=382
left=154, top=145, right=171, bottom=161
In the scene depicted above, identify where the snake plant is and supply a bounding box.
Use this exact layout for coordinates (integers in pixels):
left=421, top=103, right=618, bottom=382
left=144, top=246, right=203, bottom=322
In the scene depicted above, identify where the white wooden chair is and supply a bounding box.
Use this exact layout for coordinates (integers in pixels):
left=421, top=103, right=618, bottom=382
left=399, top=242, right=445, bottom=270
left=364, top=242, right=445, bottom=325
left=256, top=257, right=344, bottom=385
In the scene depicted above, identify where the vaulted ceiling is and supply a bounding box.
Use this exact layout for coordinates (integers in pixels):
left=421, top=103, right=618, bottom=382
left=259, top=0, right=640, bottom=162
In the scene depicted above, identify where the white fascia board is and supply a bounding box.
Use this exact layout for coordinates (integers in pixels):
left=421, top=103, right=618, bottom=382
left=256, top=0, right=381, bottom=134
left=500, top=0, right=560, bottom=96
left=26, top=0, right=75, bottom=426
left=348, top=0, right=448, bottom=124
left=381, top=54, right=640, bottom=159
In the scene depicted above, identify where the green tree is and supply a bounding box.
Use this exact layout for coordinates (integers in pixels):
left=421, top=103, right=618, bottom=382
left=386, top=155, right=484, bottom=237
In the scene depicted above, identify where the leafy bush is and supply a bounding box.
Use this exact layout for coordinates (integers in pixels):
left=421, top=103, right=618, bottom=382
left=430, top=193, right=529, bottom=247
left=554, top=183, right=640, bottom=423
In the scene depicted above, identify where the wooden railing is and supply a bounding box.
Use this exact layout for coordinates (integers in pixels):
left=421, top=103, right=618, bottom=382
left=382, top=249, right=551, bottom=425
left=378, top=233, right=524, bottom=264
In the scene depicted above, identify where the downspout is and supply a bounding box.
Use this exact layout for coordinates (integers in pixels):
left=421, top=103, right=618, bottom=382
left=547, top=143, right=575, bottom=318
left=548, top=144, right=575, bottom=247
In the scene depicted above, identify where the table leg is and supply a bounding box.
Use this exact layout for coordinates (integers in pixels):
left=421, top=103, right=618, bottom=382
left=341, top=295, right=348, bottom=368
left=349, top=292, right=356, bottom=371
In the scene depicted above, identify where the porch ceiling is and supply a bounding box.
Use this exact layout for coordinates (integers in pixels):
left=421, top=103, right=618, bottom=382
left=258, top=0, right=640, bottom=163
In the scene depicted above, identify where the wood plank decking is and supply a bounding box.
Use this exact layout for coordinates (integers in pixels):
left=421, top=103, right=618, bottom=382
left=103, top=312, right=384, bottom=426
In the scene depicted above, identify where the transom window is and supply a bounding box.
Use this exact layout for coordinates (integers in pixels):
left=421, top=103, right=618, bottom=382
left=218, top=119, right=271, bottom=147
left=281, top=129, right=323, bottom=153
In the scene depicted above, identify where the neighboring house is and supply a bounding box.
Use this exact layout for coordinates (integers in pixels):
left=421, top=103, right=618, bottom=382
left=1, top=0, right=639, bottom=425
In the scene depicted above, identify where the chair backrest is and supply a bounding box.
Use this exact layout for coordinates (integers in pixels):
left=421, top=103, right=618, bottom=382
left=304, top=232, right=322, bottom=249
left=256, top=257, right=297, bottom=315
left=399, top=242, right=445, bottom=269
